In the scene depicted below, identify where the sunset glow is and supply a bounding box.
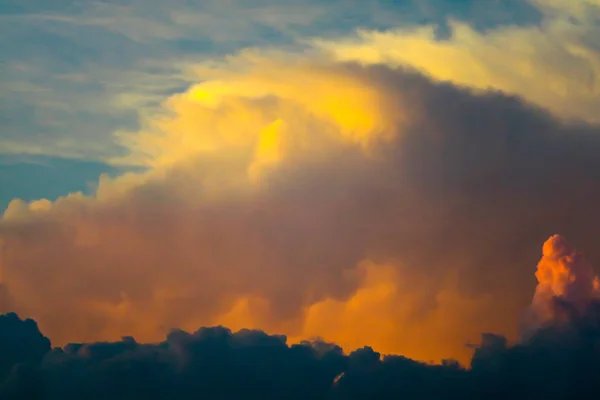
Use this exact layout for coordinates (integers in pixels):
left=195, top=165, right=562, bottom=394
left=2, top=1, right=600, bottom=398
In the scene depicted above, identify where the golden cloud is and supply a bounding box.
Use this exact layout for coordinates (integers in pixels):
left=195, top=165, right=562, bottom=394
left=114, top=57, right=402, bottom=171
left=3, top=23, right=600, bottom=366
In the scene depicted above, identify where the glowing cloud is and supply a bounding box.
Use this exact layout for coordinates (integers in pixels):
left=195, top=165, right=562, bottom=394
left=531, top=234, right=600, bottom=325
left=115, top=58, right=400, bottom=170
left=313, top=1, right=600, bottom=123
left=3, top=49, right=600, bottom=366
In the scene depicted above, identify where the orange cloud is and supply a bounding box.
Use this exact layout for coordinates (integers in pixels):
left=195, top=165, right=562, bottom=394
left=3, top=56, right=600, bottom=366
left=529, top=234, right=600, bottom=326
left=298, top=262, right=505, bottom=365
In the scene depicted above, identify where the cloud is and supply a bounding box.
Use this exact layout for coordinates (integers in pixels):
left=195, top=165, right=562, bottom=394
left=314, top=0, right=600, bottom=123
left=1, top=287, right=600, bottom=399
left=0, top=313, right=50, bottom=383
left=2, top=2, right=600, bottom=394
left=0, top=0, right=557, bottom=163
left=3, top=55, right=600, bottom=366
left=0, top=0, right=404, bottom=162
left=0, top=154, right=137, bottom=211
left=526, top=234, right=600, bottom=331
left=533, top=0, right=600, bottom=18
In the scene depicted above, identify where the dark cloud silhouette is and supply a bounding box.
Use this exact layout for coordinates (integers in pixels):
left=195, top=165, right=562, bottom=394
left=0, top=313, right=50, bottom=400
left=0, top=313, right=50, bottom=382
left=0, top=307, right=599, bottom=399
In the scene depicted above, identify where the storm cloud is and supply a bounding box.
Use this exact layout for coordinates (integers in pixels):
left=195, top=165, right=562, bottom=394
left=2, top=60, right=600, bottom=363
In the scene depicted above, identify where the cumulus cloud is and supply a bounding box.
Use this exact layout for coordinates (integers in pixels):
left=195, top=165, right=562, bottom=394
left=525, top=234, right=600, bottom=331
left=3, top=55, right=600, bottom=366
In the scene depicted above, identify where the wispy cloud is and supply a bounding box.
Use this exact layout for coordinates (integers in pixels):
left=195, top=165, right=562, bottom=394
left=0, top=0, right=544, bottom=163
left=314, top=2, right=600, bottom=123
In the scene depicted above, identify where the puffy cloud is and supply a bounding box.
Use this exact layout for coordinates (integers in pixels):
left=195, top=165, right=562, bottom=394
left=3, top=55, right=600, bottom=366
left=0, top=313, right=50, bottom=383
left=526, top=234, right=600, bottom=330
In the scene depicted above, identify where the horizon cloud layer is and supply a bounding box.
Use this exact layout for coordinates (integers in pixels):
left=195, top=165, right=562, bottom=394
left=1, top=254, right=600, bottom=400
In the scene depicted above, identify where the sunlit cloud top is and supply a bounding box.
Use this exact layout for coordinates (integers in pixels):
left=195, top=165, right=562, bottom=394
left=1, top=0, right=543, bottom=164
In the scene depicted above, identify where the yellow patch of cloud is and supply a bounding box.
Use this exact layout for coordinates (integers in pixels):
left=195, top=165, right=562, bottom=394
left=248, top=119, right=285, bottom=183
left=115, top=57, right=398, bottom=175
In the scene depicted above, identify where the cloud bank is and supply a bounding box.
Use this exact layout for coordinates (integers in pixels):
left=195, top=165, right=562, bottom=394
left=2, top=55, right=600, bottom=364
left=1, top=243, right=600, bottom=399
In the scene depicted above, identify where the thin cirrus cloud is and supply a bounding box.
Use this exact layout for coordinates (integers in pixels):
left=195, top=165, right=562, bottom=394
left=314, top=0, right=600, bottom=124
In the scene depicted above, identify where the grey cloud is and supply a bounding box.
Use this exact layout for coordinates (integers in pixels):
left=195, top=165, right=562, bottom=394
left=2, top=307, right=600, bottom=399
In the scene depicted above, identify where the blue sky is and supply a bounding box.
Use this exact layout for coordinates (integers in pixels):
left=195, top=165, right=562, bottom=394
left=0, top=0, right=572, bottom=210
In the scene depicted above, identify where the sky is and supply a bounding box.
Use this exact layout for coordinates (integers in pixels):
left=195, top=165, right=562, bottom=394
left=1, top=0, right=600, bottom=369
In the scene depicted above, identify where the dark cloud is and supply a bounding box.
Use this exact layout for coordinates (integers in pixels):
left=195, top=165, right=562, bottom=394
left=1, top=309, right=599, bottom=399
left=0, top=313, right=50, bottom=384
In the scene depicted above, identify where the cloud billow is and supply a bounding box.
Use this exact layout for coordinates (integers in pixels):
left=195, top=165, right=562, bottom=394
left=2, top=60, right=600, bottom=364
left=2, top=2, right=600, bottom=397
